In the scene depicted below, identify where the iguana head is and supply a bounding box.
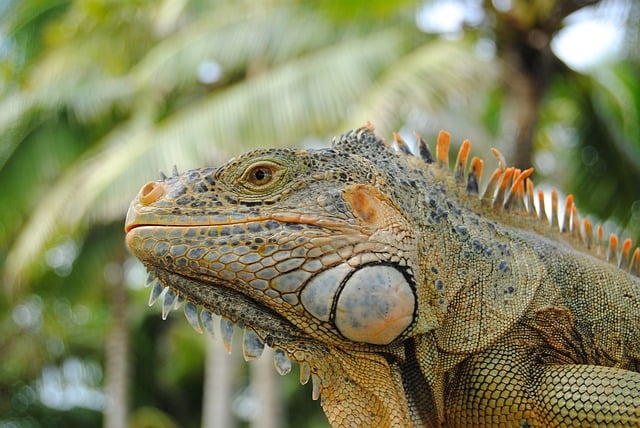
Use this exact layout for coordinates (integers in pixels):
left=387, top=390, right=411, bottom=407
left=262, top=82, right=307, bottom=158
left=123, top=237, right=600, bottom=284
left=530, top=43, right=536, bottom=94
left=125, top=126, right=443, bottom=424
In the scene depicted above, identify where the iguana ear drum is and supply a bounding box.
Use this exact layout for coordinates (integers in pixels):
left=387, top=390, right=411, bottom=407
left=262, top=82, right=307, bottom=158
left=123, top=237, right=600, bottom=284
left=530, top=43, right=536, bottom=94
left=301, top=264, right=416, bottom=345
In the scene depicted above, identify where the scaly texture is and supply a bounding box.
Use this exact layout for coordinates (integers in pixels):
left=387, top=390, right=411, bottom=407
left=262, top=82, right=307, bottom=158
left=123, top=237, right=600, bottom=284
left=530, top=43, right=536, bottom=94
left=125, top=125, right=640, bottom=427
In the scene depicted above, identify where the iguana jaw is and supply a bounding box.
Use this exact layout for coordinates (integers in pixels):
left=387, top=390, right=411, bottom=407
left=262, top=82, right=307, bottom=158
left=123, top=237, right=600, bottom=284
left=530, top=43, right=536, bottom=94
left=139, top=264, right=335, bottom=399
left=150, top=265, right=314, bottom=353
left=125, top=217, right=418, bottom=348
left=130, top=241, right=416, bottom=412
left=139, top=266, right=416, bottom=424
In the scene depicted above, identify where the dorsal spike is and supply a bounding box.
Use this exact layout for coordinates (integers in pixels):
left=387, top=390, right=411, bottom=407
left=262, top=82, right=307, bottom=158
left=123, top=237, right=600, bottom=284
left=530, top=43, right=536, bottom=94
left=172, top=165, right=180, bottom=177
left=571, top=205, right=581, bottom=241
left=607, top=234, right=619, bottom=264
left=620, top=238, right=633, bottom=269
left=562, top=195, right=574, bottom=233
left=550, top=190, right=559, bottom=231
left=491, top=148, right=506, bottom=172
left=494, top=167, right=515, bottom=208
left=504, top=180, right=524, bottom=212
left=583, top=219, right=593, bottom=250
left=631, top=248, right=640, bottom=276
left=415, top=133, right=434, bottom=164
left=481, top=150, right=507, bottom=205
left=436, top=131, right=451, bottom=167
left=526, top=179, right=536, bottom=216
left=596, top=225, right=605, bottom=257
left=466, top=157, right=483, bottom=195
left=512, top=167, right=534, bottom=193
left=393, top=133, right=412, bottom=155
left=504, top=168, right=534, bottom=212
left=454, top=140, right=471, bottom=185
left=482, top=169, right=503, bottom=204
left=159, top=170, right=168, bottom=180
left=537, top=190, right=548, bottom=224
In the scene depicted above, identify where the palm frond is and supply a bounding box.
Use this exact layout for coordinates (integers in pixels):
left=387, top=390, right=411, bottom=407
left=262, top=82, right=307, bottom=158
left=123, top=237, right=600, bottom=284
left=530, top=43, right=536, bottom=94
left=132, top=4, right=336, bottom=90
left=348, top=38, right=500, bottom=143
left=3, top=29, right=407, bottom=288
left=590, top=63, right=640, bottom=171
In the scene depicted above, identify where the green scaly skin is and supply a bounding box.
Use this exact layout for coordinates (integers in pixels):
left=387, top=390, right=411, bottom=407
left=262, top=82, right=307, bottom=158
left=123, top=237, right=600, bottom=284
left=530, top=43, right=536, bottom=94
left=125, top=126, right=640, bottom=427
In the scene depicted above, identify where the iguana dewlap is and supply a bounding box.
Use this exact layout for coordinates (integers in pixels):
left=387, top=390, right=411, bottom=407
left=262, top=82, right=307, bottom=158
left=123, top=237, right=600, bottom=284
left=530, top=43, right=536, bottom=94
left=125, top=125, right=640, bottom=427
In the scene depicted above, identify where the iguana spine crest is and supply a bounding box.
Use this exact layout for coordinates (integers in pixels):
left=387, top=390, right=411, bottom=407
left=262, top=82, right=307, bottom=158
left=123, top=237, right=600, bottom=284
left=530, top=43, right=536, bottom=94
left=389, top=125, right=639, bottom=277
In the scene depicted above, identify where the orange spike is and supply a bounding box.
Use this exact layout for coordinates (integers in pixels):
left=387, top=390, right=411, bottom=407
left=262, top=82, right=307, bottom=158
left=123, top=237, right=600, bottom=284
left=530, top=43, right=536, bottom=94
left=481, top=149, right=507, bottom=204
left=631, top=248, right=640, bottom=276
left=482, top=168, right=503, bottom=204
left=620, top=238, right=633, bottom=269
left=525, top=179, right=535, bottom=216
left=607, top=234, right=619, bottom=264
left=583, top=218, right=593, bottom=250
left=509, top=168, right=533, bottom=192
left=467, top=157, right=483, bottom=194
left=436, top=131, right=451, bottom=167
left=507, top=177, right=525, bottom=212
left=505, top=168, right=533, bottom=212
left=508, top=168, right=534, bottom=197
left=537, top=190, right=548, bottom=223
left=562, top=195, right=574, bottom=233
left=596, top=225, right=605, bottom=257
left=454, top=139, right=471, bottom=184
left=517, top=167, right=535, bottom=187
left=491, top=148, right=506, bottom=171
left=571, top=205, right=580, bottom=240
left=494, top=167, right=515, bottom=208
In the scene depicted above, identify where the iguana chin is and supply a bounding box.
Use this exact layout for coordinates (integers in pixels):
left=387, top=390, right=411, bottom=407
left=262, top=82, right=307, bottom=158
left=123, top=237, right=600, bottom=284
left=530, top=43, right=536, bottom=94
left=125, top=125, right=640, bottom=427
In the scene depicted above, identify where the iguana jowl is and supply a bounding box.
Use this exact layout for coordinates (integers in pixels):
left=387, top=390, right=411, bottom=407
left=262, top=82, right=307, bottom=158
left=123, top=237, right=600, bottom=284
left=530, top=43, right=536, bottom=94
left=125, top=125, right=640, bottom=427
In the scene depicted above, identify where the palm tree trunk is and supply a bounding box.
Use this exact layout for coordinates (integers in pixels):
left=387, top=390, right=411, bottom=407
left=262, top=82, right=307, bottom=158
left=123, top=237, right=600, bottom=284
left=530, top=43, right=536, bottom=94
left=493, top=0, right=601, bottom=168
left=202, top=339, right=237, bottom=428
left=504, top=54, right=546, bottom=169
left=250, top=347, right=282, bottom=428
left=104, top=278, right=129, bottom=428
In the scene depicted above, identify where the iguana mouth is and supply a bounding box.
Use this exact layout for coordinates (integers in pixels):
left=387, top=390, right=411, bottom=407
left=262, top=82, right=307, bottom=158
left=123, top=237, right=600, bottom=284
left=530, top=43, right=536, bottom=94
left=123, top=190, right=348, bottom=235
left=143, top=266, right=323, bottom=398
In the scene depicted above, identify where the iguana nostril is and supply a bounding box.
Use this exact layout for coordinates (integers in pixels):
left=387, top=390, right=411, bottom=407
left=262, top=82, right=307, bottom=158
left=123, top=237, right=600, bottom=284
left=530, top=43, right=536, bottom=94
left=140, top=181, right=166, bottom=205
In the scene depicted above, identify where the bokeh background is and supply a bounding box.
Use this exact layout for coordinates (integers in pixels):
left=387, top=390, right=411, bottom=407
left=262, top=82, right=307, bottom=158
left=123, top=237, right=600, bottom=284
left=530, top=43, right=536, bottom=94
left=1, top=0, right=639, bottom=427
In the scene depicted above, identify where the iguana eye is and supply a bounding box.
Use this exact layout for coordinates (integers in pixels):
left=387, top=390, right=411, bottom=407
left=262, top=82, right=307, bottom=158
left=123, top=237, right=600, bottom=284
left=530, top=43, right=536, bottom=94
left=244, top=163, right=277, bottom=187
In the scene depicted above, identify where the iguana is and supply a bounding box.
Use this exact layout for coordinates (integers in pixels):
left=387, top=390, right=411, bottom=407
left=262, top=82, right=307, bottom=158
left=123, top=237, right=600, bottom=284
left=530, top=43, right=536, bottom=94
left=125, top=125, right=640, bottom=427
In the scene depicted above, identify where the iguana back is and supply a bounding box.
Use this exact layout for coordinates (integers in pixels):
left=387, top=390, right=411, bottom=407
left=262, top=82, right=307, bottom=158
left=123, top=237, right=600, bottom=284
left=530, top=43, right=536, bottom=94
left=125, top=125, right=640, bottom=426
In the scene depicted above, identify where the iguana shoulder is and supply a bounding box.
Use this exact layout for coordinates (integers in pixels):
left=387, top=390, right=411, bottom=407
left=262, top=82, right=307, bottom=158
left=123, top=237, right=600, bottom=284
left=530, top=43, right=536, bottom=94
left=125, top=125, right=640, bottom=427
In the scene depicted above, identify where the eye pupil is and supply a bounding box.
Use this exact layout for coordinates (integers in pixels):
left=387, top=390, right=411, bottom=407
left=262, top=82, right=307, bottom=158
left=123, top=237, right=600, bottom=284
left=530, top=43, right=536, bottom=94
left=254, top=169, right=266, bottom=181
left=248, top=165, right=274, bottom=185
